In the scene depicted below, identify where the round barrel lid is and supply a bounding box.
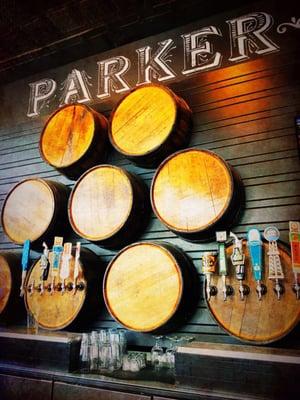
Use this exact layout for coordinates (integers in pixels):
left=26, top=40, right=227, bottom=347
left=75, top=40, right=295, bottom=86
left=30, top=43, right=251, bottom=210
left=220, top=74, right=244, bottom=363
left=40, top=104, right=96, bottom=168
left=1, top=179, right=55, bottom=244
left=0, top=255, right=12, bottom=314
left=151, top=149, right=234, bottom=234
left=103, top=242, right=183, bottom=332
left=25, top=255, right=86, bottom=330
left=68, top=165, right=133, bottom=241
left=109, top=85, right=177, bottom=156
left=207, top=241, right=300, bottom=344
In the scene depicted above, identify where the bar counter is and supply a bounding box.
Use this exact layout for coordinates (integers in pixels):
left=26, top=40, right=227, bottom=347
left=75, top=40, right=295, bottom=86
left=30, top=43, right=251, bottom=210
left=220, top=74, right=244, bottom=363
left=0, top=330, right=299, bottom=400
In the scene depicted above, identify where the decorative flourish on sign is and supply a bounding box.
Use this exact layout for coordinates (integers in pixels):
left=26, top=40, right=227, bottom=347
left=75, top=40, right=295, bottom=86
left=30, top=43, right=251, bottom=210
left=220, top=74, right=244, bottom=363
left=46, top=94, right=56, bottom=108
left=277, top=17, right=300, bottom=33
left=27, top=11, right=299, bottom=118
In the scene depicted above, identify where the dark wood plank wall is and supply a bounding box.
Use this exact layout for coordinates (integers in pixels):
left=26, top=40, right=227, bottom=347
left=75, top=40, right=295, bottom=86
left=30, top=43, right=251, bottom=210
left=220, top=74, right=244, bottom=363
left=0, top=10, right=300, bottom=348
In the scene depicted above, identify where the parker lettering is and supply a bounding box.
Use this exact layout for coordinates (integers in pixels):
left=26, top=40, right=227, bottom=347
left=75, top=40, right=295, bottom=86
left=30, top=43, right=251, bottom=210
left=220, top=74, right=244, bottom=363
left=27, top=11, right=283, bottom=118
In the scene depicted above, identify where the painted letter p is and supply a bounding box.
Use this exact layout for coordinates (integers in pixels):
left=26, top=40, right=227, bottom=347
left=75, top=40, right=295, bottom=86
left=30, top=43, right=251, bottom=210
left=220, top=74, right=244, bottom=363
left=27, top=79, right=56, bottom=117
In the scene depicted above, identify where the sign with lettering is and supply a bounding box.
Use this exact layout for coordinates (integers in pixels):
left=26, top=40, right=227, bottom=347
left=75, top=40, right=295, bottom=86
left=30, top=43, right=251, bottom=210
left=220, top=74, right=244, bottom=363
left=25, top=11, right=300, bottom=118
left=0, top=2, right=299, bottom=126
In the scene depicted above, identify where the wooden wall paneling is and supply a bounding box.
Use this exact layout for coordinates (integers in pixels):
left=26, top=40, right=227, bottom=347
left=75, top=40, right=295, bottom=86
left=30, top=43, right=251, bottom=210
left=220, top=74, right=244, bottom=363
left=171, top=50, right=300, bottom=93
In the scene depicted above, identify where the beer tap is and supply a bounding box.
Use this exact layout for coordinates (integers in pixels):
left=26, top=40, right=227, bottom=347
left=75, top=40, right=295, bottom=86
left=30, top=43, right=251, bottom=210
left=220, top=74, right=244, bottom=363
left=51, top=237, right=63, bottom=294
left=73, top=242, right=81, bottom=294
left=216, top=231, right=232, bottom=301
left=248, top=228, right=266, bottom=300
left=289, top=221, right=300, bottom=299
left=20, top=240, right=30, bottom=297
left=60, top=243, right=72, bottom=294
left=230, top=232, right=248, bottom=300
left=264, top=226, right=284, bottom=300
left=202, top=252, right=218, bottom=301
left=39, top=242, right=49, bottom=295
left=28, top=279, right=35, bottom=296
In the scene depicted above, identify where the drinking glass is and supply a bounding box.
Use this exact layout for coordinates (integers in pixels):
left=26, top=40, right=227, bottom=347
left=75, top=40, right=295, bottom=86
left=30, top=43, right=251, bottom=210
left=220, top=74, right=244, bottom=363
left=136, top=352, right=146, bottom=369
left=118, top=328, right=127, bottom=354
left=151, top=335, right=164, bottom=369
left=99, top=340, right=113, bottom=371
left=79, top=333, right=90, bottom=372
left=89, top=331, right=99, bottom=372
left=109, top=329, right=122, bottom=370
left=165, top=336, right=178, bottom=370
left=98, top=329, right=108, bottom=344
left=165, top=335, right=195, bottom=370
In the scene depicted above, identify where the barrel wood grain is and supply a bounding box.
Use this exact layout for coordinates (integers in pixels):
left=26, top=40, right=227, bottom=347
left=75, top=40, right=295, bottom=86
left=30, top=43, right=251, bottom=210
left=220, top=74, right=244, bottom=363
left=68, top=165, right=149, bottom=247
left=109, top=84, right=192, bottom=167
left=0, top=254, right=13, bottom=314
left=25, top=251, right=96, bottom=330
left=104, top=242, right=199, bottom=332
left=151, top=149, right=242, bottom=241
left=39, top=104, right=108, bottom=180
left=0, top=252, right=24, bottom=321
left=1, top=179, right=69, bottom=246
left=206, top=241, right=300, bottom=344
left=0, top=24, right=299, bottom=345
left=104, top=242, right=183, bottom=332
left=69, top=166, right=133, bottom=241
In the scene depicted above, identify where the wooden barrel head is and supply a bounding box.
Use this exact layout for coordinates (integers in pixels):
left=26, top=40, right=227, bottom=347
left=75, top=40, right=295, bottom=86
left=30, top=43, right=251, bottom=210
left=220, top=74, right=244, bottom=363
left=0, top=253, right=24, bottom=321
left=0, top=255, right=12, bottom=314
left=103, top=242, right=183, bottom=332
left=207, top=241, right=300, bottom=344
left=1, top=179, right=56, bottom=245
left=40, top=104, right=96, bottom=168
left=68, top=165, right=136, bottom=242
left=25, top=254, right=87, bottom=330
left=110, top=85, right=177, bottom=156
left=39, top=104, right=108, bottom=179
left=151, top=149, right=236, bottom=240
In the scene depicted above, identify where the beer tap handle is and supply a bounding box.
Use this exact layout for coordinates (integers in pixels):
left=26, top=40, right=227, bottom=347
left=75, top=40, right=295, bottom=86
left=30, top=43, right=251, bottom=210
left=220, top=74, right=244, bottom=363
left=247, top=228, right=264, bottom=301
left=28, top=279, right=35, bottom=296
left=73, top=242, right=81, bottom=294
left=289, top=221, right=300, bottom=300
left=230, top=232, right=247, bottom=300
left=39, top=242, right=49, bottom=295
left=229, top=231, right=238, bottom=242
left=274, top=280, right=282, bottom=300
left=294, top=275, right=300, bottom=300
left=216, top=231, right=229, bottom=301
left=51, top=237, right=63, bottom=293
left=206, top=274, right=211, bottom=301
left=41, top=242, right=50, bottom=280
left=239, top=281, right=245, bottom=300
left=20, top=240, right=31, bottom=297
left=264, top=226, right=284, bottom=300
left=202, top=252, right=218, bottom=301
left=60, top=243, right=72, bottom=295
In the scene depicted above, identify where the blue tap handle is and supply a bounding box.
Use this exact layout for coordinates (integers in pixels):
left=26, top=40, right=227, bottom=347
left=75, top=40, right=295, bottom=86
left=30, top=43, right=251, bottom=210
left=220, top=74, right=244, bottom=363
left=247, top=229, right=263, bottom=281
left=52, top=245, right=63, bottom=271
left=21, top=240, right=31, bottom=272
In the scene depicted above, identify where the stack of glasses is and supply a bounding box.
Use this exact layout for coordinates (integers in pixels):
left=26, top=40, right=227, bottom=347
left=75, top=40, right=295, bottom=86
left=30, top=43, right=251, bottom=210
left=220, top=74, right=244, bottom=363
left=79, top=329, right=127, bottom=373
left=122, top=352, right=147, bottom=372
left=151, top=336, right=195, bottom=371
left=79, top=330, right=194, bottom=374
